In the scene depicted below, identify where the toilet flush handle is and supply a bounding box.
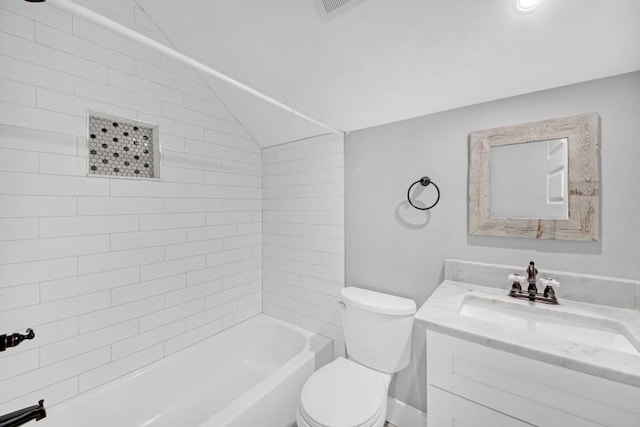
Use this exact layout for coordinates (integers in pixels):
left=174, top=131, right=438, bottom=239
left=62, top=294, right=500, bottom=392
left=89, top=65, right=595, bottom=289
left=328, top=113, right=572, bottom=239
left=337, top=301, right=346, bottom=310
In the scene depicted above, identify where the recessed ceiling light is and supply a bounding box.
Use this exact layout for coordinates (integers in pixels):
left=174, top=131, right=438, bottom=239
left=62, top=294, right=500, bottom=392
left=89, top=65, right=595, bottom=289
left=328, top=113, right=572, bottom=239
left=514, top=0, right=544, bottom=13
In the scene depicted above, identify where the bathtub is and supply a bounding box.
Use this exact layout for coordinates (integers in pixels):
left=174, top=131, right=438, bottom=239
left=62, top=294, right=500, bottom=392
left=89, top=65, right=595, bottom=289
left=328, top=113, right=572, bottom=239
left=40, top=314, right=333, bottom=427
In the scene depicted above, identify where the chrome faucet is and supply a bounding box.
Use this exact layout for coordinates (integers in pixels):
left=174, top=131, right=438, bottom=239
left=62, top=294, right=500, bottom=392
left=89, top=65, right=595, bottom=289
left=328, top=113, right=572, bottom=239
left=526, top=261, right=538, bottom=300
left=508, top=261, right=559, bottom=304
left=0, top=400, right=46, bottom=427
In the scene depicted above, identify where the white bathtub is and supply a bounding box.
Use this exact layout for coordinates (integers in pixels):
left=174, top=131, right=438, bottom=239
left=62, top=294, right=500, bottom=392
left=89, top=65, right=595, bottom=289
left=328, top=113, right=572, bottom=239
left=40, top=315, right=333, bottom=427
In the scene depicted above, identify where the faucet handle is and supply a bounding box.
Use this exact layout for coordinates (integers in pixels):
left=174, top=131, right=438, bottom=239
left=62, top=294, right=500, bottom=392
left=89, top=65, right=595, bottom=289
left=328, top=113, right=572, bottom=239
left=540, top=277, right=560, bottom=288
left=1, top=328, right=35, bottom=352
left=508, top=274, right=525, bottom=292
left=540, top=277, right=559, bottom=301
left=508, top=273, right=525, bottom=283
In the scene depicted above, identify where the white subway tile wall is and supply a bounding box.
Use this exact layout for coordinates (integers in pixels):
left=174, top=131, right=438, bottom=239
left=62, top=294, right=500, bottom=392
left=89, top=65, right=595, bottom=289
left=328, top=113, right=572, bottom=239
left=262, top=134, right=345, bottom=355
left=0, top=0, right=262, bottom=412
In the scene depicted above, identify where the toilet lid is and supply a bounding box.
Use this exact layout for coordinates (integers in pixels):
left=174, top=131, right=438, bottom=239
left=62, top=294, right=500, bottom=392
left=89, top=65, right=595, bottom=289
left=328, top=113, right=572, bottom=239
left=299, top=357, right=387, bottom=427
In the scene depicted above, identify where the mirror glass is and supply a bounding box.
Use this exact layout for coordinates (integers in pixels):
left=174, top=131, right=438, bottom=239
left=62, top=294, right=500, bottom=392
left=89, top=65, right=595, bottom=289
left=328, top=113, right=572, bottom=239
left=490, top=138, right=568, bottom=219
left=468, top=113, right=599, bottom=241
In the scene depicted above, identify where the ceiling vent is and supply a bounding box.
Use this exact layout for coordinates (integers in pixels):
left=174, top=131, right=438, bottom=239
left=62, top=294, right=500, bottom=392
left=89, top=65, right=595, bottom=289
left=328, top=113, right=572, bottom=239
left=315, top=0, right=366, bottom=18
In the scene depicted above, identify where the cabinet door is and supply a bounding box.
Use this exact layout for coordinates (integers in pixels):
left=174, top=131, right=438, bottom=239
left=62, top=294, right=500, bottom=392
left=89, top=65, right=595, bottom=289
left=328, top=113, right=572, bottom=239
left=426, top=330, right=640, bottom=427
left=428, top=385, right=533, bottom=427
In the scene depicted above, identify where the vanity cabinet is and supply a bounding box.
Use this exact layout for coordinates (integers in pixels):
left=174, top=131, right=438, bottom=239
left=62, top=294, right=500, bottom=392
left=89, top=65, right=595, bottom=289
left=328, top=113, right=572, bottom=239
left=428, top=386, right=531, bottom=426
left=426, top=331, right=640, bottom=427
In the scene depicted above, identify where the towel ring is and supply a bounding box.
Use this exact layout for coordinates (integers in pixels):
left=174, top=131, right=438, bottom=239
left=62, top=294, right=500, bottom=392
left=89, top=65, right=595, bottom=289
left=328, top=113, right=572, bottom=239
left=407, top=176, right=440, bottom=210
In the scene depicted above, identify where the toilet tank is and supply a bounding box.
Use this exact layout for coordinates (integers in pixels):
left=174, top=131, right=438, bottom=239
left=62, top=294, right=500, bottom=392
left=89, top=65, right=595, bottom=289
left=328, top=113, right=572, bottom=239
left=340, top=287, right=416, bottom=373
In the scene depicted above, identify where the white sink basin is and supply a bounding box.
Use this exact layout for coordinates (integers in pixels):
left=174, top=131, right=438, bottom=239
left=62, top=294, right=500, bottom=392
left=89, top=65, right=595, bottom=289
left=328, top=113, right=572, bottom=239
left=459, top=296, right=640, bottom=356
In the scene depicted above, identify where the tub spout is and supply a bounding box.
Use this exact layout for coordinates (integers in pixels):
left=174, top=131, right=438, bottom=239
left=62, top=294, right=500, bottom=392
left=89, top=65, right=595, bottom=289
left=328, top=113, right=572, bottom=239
left=0, top=400, right=46, bottom=427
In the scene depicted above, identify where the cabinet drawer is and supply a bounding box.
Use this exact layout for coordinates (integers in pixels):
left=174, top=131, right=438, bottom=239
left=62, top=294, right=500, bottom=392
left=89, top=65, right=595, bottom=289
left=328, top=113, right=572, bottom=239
left=428, top=385, right=532, bottom=427
left=427, top=331, right=640, bottom=427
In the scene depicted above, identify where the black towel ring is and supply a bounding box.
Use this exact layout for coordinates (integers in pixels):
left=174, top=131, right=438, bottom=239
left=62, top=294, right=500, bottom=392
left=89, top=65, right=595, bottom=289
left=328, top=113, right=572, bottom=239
left=407, top=176, right=440, bottom=210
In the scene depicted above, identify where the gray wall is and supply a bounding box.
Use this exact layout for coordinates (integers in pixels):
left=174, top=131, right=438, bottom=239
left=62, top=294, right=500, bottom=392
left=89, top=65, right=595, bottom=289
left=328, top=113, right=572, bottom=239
left=345, top=71, right=640, bottom=412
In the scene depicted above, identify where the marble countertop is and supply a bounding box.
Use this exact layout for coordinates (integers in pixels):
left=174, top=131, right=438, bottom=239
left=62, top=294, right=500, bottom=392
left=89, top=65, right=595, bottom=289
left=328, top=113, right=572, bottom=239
left=415, top=280, right=640, bottom=388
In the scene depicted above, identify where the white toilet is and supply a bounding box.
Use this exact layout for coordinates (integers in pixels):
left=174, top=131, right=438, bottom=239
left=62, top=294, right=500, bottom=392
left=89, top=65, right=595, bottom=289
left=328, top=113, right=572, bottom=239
left=296, top=287, right=416, bottom=427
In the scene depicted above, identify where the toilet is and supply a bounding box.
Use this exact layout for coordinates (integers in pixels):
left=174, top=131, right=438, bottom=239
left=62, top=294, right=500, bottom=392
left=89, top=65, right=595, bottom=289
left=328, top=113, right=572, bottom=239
left=296, top=287, right=416, bottom=427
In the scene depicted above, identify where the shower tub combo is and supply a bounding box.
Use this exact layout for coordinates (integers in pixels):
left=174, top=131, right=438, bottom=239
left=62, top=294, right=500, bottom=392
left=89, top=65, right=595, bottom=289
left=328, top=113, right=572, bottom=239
left=39, top=315, right=332, bottom=427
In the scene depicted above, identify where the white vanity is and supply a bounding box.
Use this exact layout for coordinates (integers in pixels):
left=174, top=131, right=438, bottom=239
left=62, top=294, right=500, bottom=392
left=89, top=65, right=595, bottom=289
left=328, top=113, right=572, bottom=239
left=415, top=260, right=640, bottom=426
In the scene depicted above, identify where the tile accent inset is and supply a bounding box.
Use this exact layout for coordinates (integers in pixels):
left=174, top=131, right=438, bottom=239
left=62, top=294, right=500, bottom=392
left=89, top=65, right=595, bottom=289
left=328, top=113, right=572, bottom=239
left=88, top=115, right=156, bottom=178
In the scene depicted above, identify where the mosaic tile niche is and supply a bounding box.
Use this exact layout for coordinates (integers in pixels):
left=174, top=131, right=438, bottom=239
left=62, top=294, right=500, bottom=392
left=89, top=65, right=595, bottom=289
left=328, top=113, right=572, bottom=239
left=88, top=115, right=158, bottom=178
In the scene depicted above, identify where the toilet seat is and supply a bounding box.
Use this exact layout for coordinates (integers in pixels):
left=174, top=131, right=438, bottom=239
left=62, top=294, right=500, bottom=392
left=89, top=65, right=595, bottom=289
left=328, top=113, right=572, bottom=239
left=298, top=357, right=387, bottom=427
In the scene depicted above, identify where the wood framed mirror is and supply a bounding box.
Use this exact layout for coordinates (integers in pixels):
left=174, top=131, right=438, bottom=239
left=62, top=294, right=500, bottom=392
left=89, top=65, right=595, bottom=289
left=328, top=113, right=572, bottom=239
left=468, top=113, right=600, bottom=241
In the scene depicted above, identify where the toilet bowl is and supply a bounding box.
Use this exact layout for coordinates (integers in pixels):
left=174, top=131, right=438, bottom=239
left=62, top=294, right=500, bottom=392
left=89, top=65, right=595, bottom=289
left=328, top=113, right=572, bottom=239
left=296, top=287, right=416, bottom=427
left=296, top=357, right=390, bottom=427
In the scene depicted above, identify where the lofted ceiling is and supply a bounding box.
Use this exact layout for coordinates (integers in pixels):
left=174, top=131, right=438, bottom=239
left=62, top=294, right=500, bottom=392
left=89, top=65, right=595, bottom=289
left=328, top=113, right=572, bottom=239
left=136, top=0, right=640, bottom=147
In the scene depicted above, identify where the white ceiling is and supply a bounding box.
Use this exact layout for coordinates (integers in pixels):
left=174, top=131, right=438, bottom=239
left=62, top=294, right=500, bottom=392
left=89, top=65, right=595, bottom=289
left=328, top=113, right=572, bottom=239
left=137, top=0, right=640, bottom=147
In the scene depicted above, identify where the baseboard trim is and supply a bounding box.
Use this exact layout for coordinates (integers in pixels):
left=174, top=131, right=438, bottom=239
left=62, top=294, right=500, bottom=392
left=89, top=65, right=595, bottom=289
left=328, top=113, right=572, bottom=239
left=386, top=396, right=428, bottom=427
